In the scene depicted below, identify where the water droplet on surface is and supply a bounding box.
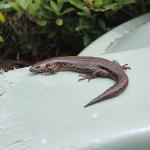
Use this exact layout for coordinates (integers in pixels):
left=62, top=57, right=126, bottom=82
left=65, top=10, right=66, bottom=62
left=92, top=113, right=99, bottom=118
left=41, top=138, right=47, bottom=144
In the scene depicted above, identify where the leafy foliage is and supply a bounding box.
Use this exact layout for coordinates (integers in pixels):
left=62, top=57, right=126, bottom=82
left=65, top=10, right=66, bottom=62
left=0, top=0, right=149, bottom=62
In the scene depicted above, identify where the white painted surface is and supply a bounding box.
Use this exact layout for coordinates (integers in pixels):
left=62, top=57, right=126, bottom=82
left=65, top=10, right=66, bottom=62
left=1, top=47, right=150, bottom=150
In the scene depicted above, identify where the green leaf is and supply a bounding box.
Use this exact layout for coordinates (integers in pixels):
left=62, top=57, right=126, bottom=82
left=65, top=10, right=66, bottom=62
left=83, top=33, right=91, bottom=46
left=44, top=4, right=54, bottom=12
left=55, top=18, right=63, bottom=26
left=9, top=2, right=24, bottom=17
left=29, top=0, right=41, bottom=15
left=98, top=18, right=106, bottom=30
left=94, top=0, right=103, bottom=7
left=50, top=1, right=58, bottom=12
left=16, top=0, right=32, bottom=10
left=60, top=7, right=74, bottom=15
left=57, top=0, right=69, bottom=12
left=57, top=0, right=68, bottom=3
left=0, top=36, right=4, bottom=43
left=83, top=0, right=94, bottom=7
left=76, top=18, right=92, bottom=31
left=57, top=1, right=63, bottom=12
left=68, top=0, right=90, bottom=14
left=77, top=11, right=88, bottom=16
left=115, top=0, right=135, bottom=5
left=94, top=0, right=112, bottom=7
left=35, top=19, right=47, bottom=26
left=104, top=3, right=120, bottom=11
left=0, top=2, right=12, bottom=10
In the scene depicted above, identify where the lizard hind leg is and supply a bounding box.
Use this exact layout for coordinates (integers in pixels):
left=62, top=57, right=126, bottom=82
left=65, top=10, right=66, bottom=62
left=121, top=64, right=131, bottom=70
left=78, top=70, right=101, bottom=82
left=113, top=60, right=131, bottom=71
left=78, top=68, right=111, bottom=82
left=78, top=74, right=93, bottom=82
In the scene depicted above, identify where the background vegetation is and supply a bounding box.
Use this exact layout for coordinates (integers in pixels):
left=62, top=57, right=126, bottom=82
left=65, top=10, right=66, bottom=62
left=0, top=0, right=149, bottom=70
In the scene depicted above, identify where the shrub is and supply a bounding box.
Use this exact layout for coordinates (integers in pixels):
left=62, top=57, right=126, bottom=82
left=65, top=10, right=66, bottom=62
left=0, top=0, right=148, bottom=61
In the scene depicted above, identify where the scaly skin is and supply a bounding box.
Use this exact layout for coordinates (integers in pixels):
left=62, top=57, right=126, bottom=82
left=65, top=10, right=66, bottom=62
left=29, top=56, right=130, bottom=107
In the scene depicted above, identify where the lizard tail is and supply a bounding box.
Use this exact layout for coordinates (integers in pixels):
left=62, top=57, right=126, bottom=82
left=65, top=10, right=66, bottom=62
left=84, top=75, right=128, bottom=108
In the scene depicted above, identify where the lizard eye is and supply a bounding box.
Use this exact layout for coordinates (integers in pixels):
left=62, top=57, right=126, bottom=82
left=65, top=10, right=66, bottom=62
left=36, top=66, right=40, bottom=69
left=45, top=64, right=51, bottom=70
left=46, top=64, right=50, bottom=68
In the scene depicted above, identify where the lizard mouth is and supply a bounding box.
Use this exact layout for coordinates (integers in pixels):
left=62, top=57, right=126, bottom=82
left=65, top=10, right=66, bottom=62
left=29, top=66, right=42, bottom=73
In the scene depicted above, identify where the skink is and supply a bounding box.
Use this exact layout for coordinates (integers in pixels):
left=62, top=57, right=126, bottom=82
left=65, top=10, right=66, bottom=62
left=29, top=56, right=130, bottom=107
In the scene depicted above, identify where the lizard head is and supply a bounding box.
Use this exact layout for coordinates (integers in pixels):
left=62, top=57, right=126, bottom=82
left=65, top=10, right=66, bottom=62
left=29, top=60, right=59, bottom=74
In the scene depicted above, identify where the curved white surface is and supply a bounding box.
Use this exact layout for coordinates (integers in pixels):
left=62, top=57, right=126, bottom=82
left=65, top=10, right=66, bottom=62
left=79, top=13, right=150, bottom=56
left=1, top=47, right=150, bottom=150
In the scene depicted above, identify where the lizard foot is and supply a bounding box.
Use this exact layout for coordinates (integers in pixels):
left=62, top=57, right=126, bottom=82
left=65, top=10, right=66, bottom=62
left=112, top=60, right=131, bottom=71
left=121, top=64, right=131, bottom=70
left=78, top=74, right=92, bottom=82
